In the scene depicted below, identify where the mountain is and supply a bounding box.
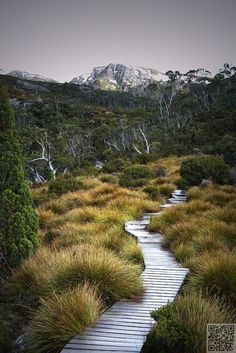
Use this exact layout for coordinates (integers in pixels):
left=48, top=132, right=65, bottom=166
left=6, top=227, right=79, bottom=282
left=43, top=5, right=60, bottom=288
left=1, top=69, right=57, bottom=83
left=71, top=63, right=168, bottom=92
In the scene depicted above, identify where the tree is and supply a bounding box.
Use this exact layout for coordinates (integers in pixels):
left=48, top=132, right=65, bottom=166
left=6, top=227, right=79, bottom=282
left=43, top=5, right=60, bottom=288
left=0, top=89, right=39, bottom=268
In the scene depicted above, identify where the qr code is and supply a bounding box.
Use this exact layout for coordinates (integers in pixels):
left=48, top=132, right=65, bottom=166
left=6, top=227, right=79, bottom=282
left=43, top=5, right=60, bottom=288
left=207, top=324, right=236, bottom=353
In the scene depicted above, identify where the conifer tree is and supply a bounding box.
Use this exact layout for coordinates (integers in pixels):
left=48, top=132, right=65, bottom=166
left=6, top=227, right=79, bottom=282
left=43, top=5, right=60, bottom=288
left=0, top=89, right=39, bottom=268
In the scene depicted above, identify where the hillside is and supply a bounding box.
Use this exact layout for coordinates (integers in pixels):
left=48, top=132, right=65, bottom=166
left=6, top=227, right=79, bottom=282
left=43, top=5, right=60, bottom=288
left=0, top=63, right=235, bottom=183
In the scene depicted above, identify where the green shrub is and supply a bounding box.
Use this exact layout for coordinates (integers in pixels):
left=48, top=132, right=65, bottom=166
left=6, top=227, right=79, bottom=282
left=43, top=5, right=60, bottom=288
left=119, top=176, right=148, bottom=187
left=142, top=293, right=235, bottom=353
left=99, top=174, right=119, bottom=184
left=143, top=185, right=160, bottom=199
left=103, top=158, right=128, bottom=173
left=180, top=156, right=230, bottom=186
left=48, top=176, right=83, bottom=195
left=0, top=90, right=39, bottom=268
left=119, top=165, right=154, bottom=187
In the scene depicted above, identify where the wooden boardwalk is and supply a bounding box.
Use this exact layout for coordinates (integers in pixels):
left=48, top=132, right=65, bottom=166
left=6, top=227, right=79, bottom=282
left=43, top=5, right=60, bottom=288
left=61, top=190, right=188, bottom=353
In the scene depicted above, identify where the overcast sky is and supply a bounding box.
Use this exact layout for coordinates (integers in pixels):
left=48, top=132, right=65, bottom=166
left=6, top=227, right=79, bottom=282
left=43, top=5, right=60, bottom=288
left=0, top=0, right=235, bottom=82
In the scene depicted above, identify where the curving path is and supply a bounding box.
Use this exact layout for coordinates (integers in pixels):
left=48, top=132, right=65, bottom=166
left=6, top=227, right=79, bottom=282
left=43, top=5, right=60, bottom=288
left=61, top=190, right=189, bottom=353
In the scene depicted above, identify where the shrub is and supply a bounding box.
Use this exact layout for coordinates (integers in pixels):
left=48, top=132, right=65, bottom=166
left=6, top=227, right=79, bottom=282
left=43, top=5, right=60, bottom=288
left=142, top=293, right=235, bottom=353
left=119, top=165, right=154, bottom=187
left=0, top=91, right=39, bottom=268
left=103, top=158, right=128, bottom=173
left=180, top=156, right=230, bottom=186
left=48, top=176, right=83, bottom=195
left=99, top=174, right=119, bottom=184
left=143, top=185, right=160, bottom=199
left=119, top=176, right=148, bottom=187
left=26, top=283, right=103, bottom=353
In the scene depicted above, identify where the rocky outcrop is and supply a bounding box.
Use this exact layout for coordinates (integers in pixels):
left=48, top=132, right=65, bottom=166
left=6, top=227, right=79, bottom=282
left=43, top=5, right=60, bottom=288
left=71, top=63, right=168, bottom=92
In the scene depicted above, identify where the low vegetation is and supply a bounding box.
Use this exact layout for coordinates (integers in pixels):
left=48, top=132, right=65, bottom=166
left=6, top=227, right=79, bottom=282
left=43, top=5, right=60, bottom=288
left=2, top=175, right=162, bottom=353
left=142, top=293, right=235, bottom=353
left=145, top=182, right=236, bottom=352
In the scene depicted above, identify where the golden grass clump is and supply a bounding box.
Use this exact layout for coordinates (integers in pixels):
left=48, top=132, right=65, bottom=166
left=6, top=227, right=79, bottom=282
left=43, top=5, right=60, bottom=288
left=206, top=206, right=236, bottom=224
left=11, top=247, right=72, bottom=298
left=159, top=183, right=176, bottom=196
left=64, top=206, right=100, bottom=223
left=107, top=196, right=158, bottom=219
left=188, top=251, right=236, bottom=307
left=32, top=185, right=49, bottom=206
left=52, top=223, right=109, bottom=248
left=27, top=283, right=103, bottom=353
left=164, top=220, right=199, bottom=250
left=36, top=209, right=62, bottom=230
left=43, top=199, right=68, bottom=215
left=203, top=190, right=236, bottom=207
left=174, top=243, right=195, bottom=266
left=52, top=244, right=143, bottom=303
left=149, top=206, right=187, bottom=233
left=120, top=238, right=144, bottom=266
left=181, top=200, right=214, bottom=215
left=187, top=186, right=203, bottom=200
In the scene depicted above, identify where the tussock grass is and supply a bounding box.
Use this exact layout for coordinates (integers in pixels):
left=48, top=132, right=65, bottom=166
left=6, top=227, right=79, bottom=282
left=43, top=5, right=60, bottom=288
left=64, top=207, right=100, bottom=223
left=11, top=247, right=70, bottom=298
left=120, top=239, right=144, bottom=266
left=187, top=186, right=203, bottom=200
left=174, top=243, right=195, bottom=265
left=27, top=283, right=103, bottom=353
left=43, top=199, right=68, bottom=215
left=159, top=183, right=176, bottom=196
left=32, top=185, right=49, bottom=206
left=165, top=220, right=199, bottom=250
left=187, top=251, right=236, bottom=306
left=149, top=206, right=187, bottom=233
left=143, top=292, right=235, bottom=353
left=203, top=190, right=236, bottom=206
left=206, top=207, right=236, bottom=224
left=13, top=243, right=144, bottom=304
left=52, top=223, right=109, bottom=248
left=181, top=200, right=214, bottom=215
left=36, top=209, right=61, bottom=230
left=108, top=196, right=158, bottom=219
left=52, top=244, right=143, bottom=303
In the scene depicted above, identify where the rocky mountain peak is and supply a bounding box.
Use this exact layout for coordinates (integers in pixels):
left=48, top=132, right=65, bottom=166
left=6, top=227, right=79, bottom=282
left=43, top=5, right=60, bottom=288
left=70, top=63, right=168, bottom=92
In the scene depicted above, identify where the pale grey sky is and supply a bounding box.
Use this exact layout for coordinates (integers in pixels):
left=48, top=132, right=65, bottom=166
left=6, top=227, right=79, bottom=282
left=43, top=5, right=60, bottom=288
left=0, top=0, right=235, bottom=82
